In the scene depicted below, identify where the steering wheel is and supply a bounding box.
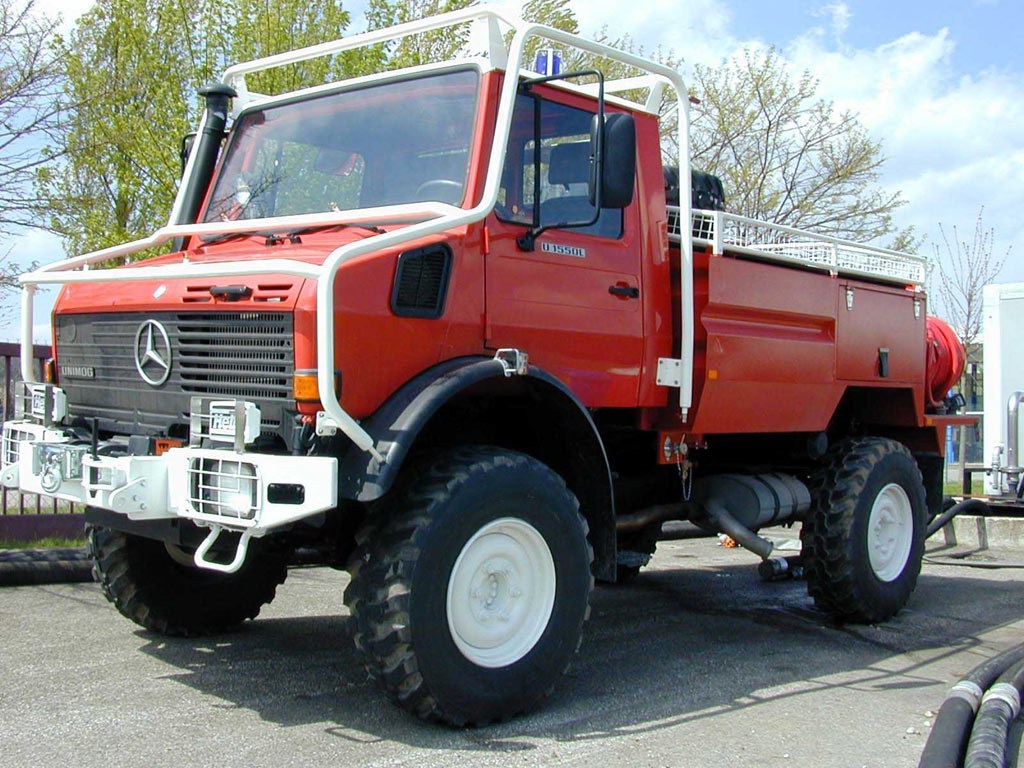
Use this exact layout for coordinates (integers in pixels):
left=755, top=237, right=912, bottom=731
left=415, top=179, right=464, bottom=205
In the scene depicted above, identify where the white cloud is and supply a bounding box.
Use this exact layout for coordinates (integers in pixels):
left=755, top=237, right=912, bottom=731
left=571, top=0, right=736, bottom=67
left=780, top=24, right=1024, bottom=279
left=811, top=2, right=852, bottom=46
left=31, top=0, right=94, bottom=32
left=568, top=0, right=1023, bottom=288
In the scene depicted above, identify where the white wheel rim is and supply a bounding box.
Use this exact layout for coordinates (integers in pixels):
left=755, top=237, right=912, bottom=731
left=446, top=517, right=556, bottom=668
left=867, top=483, right=914, bottom=582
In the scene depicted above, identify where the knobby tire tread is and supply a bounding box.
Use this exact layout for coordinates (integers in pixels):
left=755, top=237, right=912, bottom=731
left=88, top=524, right=287, bottom=637
left=802, top=437, right=923, bottom=623
left=344, top=446, right=593, bottom=726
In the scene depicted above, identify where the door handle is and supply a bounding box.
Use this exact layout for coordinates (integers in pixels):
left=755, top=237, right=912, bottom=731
left=608, top=284, right=639, bottom=299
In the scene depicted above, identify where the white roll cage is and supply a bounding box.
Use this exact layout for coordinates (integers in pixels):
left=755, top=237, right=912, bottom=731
left=17, top=7, right=695, bottom=456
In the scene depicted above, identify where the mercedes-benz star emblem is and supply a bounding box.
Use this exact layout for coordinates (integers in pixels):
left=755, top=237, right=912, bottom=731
left=134, top=320, right=172, bottom=386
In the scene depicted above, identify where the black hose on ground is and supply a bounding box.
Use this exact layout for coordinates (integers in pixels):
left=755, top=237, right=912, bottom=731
left=918, top=642, right=1024, bottom=768
left=926, top=498, right=992, bottom=539
left=0, top=548, right=93, bottom=586
left=964, top=658, right=1024, bottom=768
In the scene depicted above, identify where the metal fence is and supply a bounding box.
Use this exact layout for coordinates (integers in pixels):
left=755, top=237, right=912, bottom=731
left=0, top=341, right=81, bottom=516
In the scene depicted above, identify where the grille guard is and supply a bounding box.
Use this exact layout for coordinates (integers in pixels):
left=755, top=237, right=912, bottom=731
left=0, top=418, right=338, bottom=571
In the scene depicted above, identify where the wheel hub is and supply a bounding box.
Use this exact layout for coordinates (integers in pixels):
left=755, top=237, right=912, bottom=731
left=447, top=518, right=556, bottom=668
left=867, top=483, right=913, bottom=582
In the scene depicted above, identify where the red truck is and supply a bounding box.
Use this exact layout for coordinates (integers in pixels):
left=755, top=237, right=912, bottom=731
left=1, top=9, right=966, bottom=725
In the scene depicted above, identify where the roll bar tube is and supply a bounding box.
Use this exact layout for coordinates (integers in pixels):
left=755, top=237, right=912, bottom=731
left=18, top=7, right=694, bottom=457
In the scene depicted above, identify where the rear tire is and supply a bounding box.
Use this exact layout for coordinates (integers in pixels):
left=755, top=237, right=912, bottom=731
left=88, top=522, right=287, bottom=637
left=345, top=447, right=593, bottom=725
left=802, top=438, right=926, bottom=623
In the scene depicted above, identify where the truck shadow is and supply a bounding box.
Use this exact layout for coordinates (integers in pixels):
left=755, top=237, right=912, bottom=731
left=137, top=552, right=1023, bottom=752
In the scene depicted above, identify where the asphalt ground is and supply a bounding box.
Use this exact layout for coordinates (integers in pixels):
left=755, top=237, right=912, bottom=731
left=1, top=532, right=1022, bottom=768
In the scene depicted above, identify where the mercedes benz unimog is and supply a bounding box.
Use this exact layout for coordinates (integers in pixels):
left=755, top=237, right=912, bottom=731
left=1, top=8, right=967, bottom=724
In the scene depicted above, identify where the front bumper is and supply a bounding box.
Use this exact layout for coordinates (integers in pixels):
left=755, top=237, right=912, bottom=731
left=1, top=418, right=338, bottom=544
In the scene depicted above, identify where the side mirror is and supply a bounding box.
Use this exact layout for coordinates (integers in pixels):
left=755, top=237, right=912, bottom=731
left=590, top=113, right=635, bottom=209
left=180, top=133, right=197, bottom=177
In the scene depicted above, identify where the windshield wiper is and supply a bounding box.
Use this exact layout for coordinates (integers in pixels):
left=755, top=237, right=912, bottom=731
left=199, top=222, right=386, bottom=248
left=285, top=223, right=387, bottom=243
left=198, top=230, right=279, bottom=246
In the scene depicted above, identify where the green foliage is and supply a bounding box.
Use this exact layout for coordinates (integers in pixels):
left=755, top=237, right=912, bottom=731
left=37, top=0, right=358, bottom=256
left=230, top=0, right=351, bottom=96
left=364, top=0, right=476, bottom=69
left=0, top=536, right=85, bottom=550
left=37, top=0, right=205, bottom=255
left=521, top=0, right=577, bottom=33
left=519, top=0, right=577, bottom=64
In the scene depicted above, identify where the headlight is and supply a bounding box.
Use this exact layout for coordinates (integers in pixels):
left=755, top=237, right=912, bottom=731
left=188, top=457, right=258, bottom=520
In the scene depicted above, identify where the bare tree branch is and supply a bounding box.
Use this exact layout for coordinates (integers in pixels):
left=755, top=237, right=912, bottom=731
left=933, top=207, right=1010, bottom=350
left=0, top=0, right=62, bottom=233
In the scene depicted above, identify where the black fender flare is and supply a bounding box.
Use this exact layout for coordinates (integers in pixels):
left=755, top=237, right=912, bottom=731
left=337, top=356, right=617, bottom=581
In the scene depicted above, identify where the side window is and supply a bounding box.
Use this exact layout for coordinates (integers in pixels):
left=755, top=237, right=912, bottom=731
left=497, top=94, right=623, bottom=239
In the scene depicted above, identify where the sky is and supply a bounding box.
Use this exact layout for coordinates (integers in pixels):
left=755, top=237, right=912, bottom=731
left=4, top=0, right=1022, bottom=340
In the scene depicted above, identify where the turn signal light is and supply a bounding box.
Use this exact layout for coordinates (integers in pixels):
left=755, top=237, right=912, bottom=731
left=293, top=372, right=320, bottom=402
left=43, top=359, right=56, bottom=384
left=293, top=371, right=341, bottom=403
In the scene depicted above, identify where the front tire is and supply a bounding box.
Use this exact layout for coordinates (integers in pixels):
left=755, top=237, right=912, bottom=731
left=345, top=447, right=593, bottom=725
left=88, top=522, right=287, bottom=636
left=802, top=437, right=927, bottom=623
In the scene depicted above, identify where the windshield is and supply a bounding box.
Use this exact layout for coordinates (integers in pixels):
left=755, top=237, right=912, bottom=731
left=202, top=69, right=480, bottom=223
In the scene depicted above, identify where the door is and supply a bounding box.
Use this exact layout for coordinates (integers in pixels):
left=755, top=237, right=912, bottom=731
left=485, top=90, right=644, bottom=407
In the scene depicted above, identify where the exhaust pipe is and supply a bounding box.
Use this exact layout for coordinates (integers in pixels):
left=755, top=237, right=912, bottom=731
left=692, top=473, right=811, bottom=559
left=614, top=473, right=812, bottom=561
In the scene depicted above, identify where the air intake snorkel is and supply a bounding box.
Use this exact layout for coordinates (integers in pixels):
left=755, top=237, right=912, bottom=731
left=171, top=83, right=237, bottom=250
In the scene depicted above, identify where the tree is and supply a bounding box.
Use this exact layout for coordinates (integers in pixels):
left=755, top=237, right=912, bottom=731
left=689, top=48, right=906, bottom=243
left=36, top=0, right=356, bottom=256
left=566, top=35, right=898, bottom=245
left=0, top=0, right=61, bottom=311
left=364, top=0, right=476, bottom=69
left=933, top=207, right=1010, bottom=351
left=39, top=0, right=910, bottom=258
left=229, top=0, right=352, bottom=96
left=0, top=0, right=61, bottom=234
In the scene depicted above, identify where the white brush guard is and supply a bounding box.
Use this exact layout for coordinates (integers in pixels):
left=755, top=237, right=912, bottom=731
left=1, top=384, right=338, bottom=573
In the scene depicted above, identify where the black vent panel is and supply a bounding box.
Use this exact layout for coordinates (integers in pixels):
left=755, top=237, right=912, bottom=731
left=391, top=244, right=452, bottom=319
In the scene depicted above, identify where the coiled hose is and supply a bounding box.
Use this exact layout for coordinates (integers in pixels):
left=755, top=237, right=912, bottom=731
left=918, top=643, right=1024, bottom=768
left=964, top=657, right=1024, bottom=768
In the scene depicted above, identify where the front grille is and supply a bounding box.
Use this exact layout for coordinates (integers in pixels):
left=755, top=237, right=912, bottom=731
left=177, top=314, right=292, bottom=401
left=55, top=312, right=294, bottom=437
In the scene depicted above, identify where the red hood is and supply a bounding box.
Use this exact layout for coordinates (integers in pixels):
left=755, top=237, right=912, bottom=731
left=53, top=223, right=469, bottom=315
